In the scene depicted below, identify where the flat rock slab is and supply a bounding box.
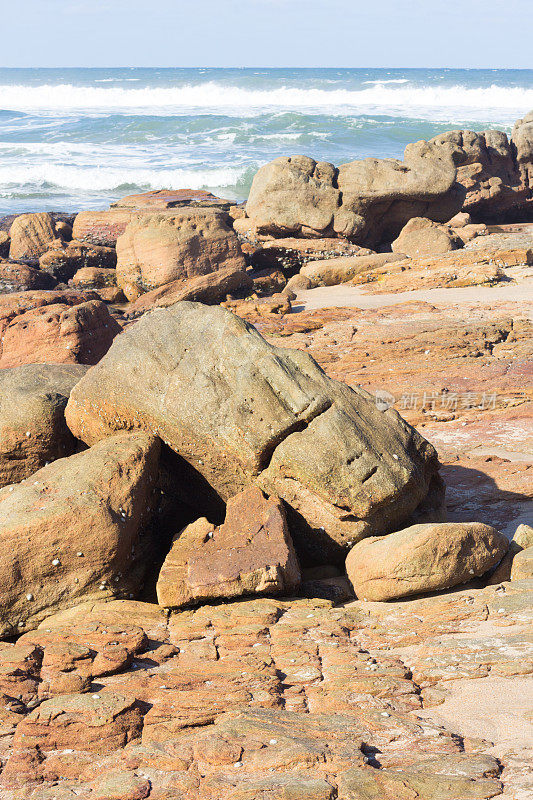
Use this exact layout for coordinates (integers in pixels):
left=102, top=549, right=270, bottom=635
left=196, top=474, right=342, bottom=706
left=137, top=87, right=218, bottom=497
left=156, top=486, right=301, bottom=608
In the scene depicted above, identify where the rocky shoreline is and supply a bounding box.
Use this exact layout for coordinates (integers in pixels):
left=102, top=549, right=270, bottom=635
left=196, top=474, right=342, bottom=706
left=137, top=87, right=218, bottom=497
left=0, top=113, right=531, bottom=799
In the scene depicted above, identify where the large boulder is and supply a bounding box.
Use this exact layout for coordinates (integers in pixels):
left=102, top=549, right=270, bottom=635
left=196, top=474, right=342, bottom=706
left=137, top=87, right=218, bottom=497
left=65, top=302, right=440, bottom=564
left=489, top=523, right=533, bottom=583
left=0, top=363, right=88, bottom=487
left=430, top=128, right=530, bottom=221
left=115, top=208, right=246, bottom=301
left=345, top=521, right=508, bottom=601
left=156, top=486, right=301, bottom=608
left=0, top=431, right=160, bottom=637
left=9, top=213, right=61, bottom=261
left=301, top=252, right=404, bottom=287
left=246, top=142, right=463, bottom=248
left=0, top=293, right=121, bottom=369
left=391, top=217, right=463, bottom=257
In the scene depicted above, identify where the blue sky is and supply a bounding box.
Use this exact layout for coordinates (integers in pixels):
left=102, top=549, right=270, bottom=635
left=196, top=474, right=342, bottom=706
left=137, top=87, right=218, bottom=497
left=2, top=0, right=531, bottom=69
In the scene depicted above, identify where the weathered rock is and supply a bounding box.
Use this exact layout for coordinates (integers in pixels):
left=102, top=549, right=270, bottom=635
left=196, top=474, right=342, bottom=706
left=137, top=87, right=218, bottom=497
left=0, top=297, right=121, bottom=368
left=70, top=266, right=117, bottom=289
left=156, top=486, right=301, bottom=608
left=39, top=240, right=116, bottom=282
left=285, top=273, right=314, bottom=292
left=246, top=143, right=463, bottom=247
left=0, top=363, right=88, bottom=487
left=430, top=128, right=530, bottom=222
left=111, top=188, right=231, bottom=210
left=116, top=208, right=246, bottom=301
left=0, top=260, right=56, bottom=293
left=489, top=523, right=533, bottom=583
left=301, top=253, right=404, bottom=287
left=346, top=522, right=508, bottom=601
left=127, top=264, right=252, bottom=313
left=9, top=213, right=60, bottom=261
left=511, top=110, right=533, bottom=196
left=251, top=266, right=287, bottom=296
left=72, top=208, right=134, bottom=247
left=13, top=693, right=143, bottom=752
left=0, top=432, right=160, bottom=636
left=249, top=237, right=374, bottom=272
left=510, top=546, right=533, bottom=580
left=0, top=231, right=10, bottom=257
left=65, top=301, right=440, bottom=563
left=391, top=217, right=463, bottom=257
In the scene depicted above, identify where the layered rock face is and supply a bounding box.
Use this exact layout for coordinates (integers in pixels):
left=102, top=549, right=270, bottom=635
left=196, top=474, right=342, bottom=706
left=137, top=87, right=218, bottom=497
left=0, top=432, right=160, bottom=636
left=0, top=363, right=88, bottom=487
left=157, top=487, right=301, bottom=607
left=115, top=208, right=246, bottom=301
left=65, top=302, right=440, bottom=563
left=245, top=141, right=463, bottom=247
left=345, top=521, right=508, bottom=601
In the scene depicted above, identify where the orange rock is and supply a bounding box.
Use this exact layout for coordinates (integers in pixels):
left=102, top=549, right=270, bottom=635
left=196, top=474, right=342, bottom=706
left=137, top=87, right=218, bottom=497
left=9, top=212, right=61, bottom=260
left=111, top=188, right=231, bottom=210
left=72, top=208, right=134, bottom=247
left=0, top=260, right=56, bottom=292
left=156, top=487, right=301, bottom=608
left=0, top=296, right=121, bottom=368
left=115, top=208, right=246, bottom=301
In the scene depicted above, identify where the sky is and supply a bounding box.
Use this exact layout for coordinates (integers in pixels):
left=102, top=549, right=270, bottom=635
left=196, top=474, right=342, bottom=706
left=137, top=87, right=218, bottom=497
left=2, top=0, right=531, bottom=69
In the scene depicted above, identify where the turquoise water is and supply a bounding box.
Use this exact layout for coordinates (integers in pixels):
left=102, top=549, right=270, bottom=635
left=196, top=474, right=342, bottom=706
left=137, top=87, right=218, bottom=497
left=0, top=67, right=533, bottom=213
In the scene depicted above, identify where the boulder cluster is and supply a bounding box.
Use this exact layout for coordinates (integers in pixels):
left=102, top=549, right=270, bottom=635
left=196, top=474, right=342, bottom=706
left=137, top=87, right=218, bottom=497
left=0, top=117, right=532, bottom=799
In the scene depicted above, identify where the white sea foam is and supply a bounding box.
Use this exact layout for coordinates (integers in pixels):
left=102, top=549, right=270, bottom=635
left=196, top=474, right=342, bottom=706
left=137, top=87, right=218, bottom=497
left=0, top=82, right=531, bottom=122
left=0, top=162, right=249, bottom=192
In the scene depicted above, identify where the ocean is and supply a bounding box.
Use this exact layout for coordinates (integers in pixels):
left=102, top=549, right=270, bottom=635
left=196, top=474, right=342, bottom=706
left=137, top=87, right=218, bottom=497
left=1, top=67, right=533, bottom=215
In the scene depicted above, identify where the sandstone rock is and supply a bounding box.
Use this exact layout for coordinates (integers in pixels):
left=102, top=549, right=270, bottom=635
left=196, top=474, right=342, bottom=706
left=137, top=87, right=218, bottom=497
left=511, top=110, right=533, bottom=194
left=285, top=273, right=314, bottom=292
left=0, top=260, right=56, bottom=293
left=37, top=599, right=168, bottom=641
left=9, top=213, right=60, bottom=261
left=301, top=252, right=404, bottom=287
left=72, top=208, right=134, bottom=247
left=430, top=128, right=530, bottom=222
left=489, top=524, right=533, bottom=583
left=111, top=188, right=231, bottom=210
left=0, top=363, right=88, bottom=487
left=65, top=302, right=440, bottom=563
left=39, top=240, right=116, bottom=282
left=0, top=297, right=121, bottom=368
left=246, top=143, right=463, bottom=247
left=156, top=486, right=301, bottom=608
left=346, top=522, right=508, bottom=601
left=249, top=237, right=374, bottom=272
left=510, top=546, right=533, bottom=581
left=222, top=292, right=291, bottom=321
left=127, top=264, right=252, bottom=314
left=391, top=217, right=463, bottom=257
left=0, top=231, right=10, bottom=257
left=448, top=211, right=472, bottom=227
left=70, top=266, right=117, bottom=289
left=251, top=266, right=287, bottom=295
left=13, top=693, right=143, bottom=753
left=116, top=209, right=246, bottom=301
left=0, top=432, right=159, bottom=636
